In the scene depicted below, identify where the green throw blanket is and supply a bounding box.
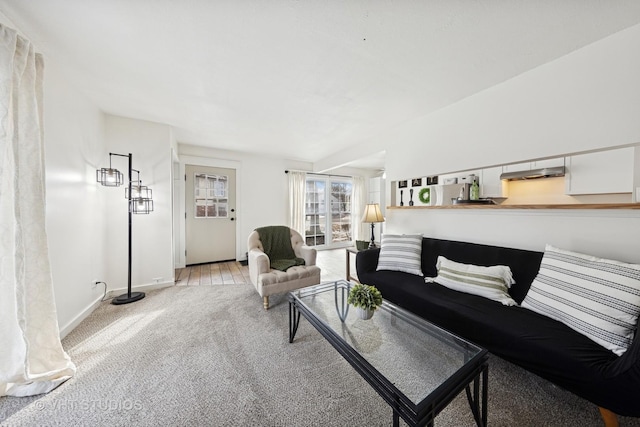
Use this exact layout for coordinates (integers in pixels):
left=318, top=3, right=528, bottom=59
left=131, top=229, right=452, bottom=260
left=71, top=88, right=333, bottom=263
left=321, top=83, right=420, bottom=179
left=256, top=226, right=305, bottom=272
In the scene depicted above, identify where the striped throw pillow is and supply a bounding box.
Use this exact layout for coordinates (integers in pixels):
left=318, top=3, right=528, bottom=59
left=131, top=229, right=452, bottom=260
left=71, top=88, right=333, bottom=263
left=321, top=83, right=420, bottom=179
left=427, top=256, right=517, bottom=306
left=521, top=245, right=640, bottom=356
left=376, top=234, right=423, bottom=276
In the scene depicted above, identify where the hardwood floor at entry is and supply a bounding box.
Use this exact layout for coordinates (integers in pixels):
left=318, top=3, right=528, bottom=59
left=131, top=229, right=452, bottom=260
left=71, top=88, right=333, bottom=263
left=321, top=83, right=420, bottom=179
left=175, top=261, right=250, bottom=286
left=174, top=248, right=354, bottom=286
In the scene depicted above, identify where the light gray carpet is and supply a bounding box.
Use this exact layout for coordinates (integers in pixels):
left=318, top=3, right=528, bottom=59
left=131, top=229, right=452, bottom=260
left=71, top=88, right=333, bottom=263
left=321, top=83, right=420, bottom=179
left=1, top=285, right=639, bottom=426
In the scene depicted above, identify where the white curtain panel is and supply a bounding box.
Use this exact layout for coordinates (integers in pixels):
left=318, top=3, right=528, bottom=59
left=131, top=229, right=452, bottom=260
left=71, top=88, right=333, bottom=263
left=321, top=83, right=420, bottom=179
left=287, top=171, right=306, bottom=236
left=351, top=176, right=366, bottom=242
left=0, top=24, right=76, bottom=397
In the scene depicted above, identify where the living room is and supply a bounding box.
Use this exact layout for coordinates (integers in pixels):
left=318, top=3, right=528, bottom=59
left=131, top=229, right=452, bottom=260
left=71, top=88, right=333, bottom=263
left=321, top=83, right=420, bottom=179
left=2, top=2, right=640, bottom=426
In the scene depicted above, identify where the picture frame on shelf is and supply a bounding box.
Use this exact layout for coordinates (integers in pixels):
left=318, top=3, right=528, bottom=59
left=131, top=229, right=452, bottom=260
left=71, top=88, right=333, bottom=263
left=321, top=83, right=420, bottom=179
left=411, top=178, right=422, bottom=187
left=398, top=180, right=408, bottom=189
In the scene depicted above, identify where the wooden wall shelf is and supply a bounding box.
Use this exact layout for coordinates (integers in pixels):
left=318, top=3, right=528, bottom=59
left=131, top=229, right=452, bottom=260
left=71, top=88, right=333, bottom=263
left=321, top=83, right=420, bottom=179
left=387, top=203, right=640, bottom=210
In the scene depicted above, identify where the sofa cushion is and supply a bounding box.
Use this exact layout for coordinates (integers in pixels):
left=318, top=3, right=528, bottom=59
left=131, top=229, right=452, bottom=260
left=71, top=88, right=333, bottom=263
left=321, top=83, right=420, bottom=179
left=427, top=256, right=517, bottom=306
left=521, top=245, right=640, bottom=356
left=376, top=234, right=423, bottom=276
left=258, top=265, right=321, bottom=286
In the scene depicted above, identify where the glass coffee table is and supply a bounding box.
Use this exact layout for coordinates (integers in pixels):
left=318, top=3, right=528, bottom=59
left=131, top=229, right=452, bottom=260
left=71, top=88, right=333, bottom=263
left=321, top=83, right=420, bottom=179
left=289, top=281, right=488, bottom=427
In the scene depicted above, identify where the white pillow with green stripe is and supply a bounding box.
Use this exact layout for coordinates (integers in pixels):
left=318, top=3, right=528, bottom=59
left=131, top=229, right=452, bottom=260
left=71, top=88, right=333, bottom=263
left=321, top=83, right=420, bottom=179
left=521, top=245, right=640, bottom=356
left=376, top=234, right=424, bottom=276
left=426, top=256, right=517, bottom=306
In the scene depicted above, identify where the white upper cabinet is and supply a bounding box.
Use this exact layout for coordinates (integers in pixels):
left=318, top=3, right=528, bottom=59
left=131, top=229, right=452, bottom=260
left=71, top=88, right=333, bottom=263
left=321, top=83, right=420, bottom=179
left=531, top=158, right=566, bottom=169
left=501, top=162, right=532, bottom=173
left=480, top=166, right=507, bottom=198
left=565, top=147, right=634, bottom=195
left=502, top=158, right=565, bottom=172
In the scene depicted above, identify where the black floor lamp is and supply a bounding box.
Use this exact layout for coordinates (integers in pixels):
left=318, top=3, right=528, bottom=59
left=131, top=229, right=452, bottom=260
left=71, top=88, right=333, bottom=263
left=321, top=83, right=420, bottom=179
left=97, top=152, right=153, bottom=305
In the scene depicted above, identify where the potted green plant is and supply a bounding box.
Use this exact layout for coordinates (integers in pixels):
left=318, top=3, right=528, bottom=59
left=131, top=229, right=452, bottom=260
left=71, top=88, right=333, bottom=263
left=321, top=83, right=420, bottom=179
left=347, top=283, right=383, bottom=320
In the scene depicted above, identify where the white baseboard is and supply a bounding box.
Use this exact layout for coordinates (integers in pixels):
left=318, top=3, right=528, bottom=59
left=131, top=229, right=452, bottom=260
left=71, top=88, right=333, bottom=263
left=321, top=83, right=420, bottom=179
left=59, top=295, right=104, bottom=339
left=59, top=280, right=175, bottom=339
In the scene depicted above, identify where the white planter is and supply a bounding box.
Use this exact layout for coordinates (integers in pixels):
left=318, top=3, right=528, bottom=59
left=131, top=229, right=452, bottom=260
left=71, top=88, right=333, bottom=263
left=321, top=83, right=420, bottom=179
left=355, top=307, right=374, bottom=320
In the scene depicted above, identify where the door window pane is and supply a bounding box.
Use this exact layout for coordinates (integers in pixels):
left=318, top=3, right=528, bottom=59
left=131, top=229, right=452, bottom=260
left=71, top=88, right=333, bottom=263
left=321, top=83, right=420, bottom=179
left=304, top=177, right=352, bottom=247
left=194, top=173, right=229, bottom=218
left=330, top=181, right=352, bottom=243
left=305, top=180, right=326, bottom=246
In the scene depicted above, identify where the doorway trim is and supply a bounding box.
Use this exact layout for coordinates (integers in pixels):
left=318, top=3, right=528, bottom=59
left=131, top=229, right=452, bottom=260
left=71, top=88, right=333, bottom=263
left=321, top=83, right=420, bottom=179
left=175, top=155, right=242, bottom=269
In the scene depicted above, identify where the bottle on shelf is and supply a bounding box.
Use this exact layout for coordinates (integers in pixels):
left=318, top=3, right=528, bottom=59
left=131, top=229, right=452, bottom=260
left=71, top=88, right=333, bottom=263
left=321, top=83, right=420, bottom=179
left=470, top=177, right=479, bottom=201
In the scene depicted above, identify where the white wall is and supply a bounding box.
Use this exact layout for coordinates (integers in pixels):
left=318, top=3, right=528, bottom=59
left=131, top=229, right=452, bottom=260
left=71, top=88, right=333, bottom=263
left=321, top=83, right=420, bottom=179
left=103, top=115, right=175, bottom=292
left=42, top=78, right=174, bottom=337
left=40, top=74, right=175, bottom=336
left=386, top=208, right=640, bottom=265
left=377, top=24, right=640, bottom=262
left=42, top=60, right=108, bottom=336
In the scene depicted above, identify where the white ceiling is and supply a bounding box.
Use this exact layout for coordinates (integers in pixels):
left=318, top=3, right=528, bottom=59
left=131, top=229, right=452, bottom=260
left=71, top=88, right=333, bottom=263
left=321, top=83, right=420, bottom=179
left=2, top=1, right=640, bottom=170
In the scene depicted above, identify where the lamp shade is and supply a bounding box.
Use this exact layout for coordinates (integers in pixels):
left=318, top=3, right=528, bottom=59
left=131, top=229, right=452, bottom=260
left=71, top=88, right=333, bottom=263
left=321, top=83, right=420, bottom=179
left=131, top=197, right=154, bottom=214
left=126, top=183, right=152, bottom=200
left=96, top=168, right=123, bottom=187
left=361, top=203, right=384, bottom=223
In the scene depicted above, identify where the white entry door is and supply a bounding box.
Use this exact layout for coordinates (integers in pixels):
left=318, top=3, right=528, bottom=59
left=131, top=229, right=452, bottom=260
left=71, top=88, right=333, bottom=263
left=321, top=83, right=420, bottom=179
left=185, top=165, right=236, bottom=265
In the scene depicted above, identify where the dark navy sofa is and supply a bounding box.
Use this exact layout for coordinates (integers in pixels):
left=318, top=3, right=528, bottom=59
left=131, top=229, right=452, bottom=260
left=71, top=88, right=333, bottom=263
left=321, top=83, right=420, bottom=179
left=356, top=237, right=640, bottom=422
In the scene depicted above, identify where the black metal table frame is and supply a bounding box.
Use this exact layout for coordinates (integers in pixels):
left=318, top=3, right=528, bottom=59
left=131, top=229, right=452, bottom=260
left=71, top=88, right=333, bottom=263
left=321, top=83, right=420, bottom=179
left=289, top=282, right=489, bottom=427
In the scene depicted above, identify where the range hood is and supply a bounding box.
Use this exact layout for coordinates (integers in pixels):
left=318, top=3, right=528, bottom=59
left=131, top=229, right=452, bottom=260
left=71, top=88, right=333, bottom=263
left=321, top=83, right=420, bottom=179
left=500, top=166, right=565, bottom=181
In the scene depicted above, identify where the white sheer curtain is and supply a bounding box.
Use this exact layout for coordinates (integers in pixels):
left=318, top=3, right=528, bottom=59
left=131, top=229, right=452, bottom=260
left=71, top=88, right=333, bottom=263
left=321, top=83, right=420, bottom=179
left=287, top=171, right=306, bottom=236
left=0, top=24, right=76, bottom=397
left=351, top=176, right=366, bottom=243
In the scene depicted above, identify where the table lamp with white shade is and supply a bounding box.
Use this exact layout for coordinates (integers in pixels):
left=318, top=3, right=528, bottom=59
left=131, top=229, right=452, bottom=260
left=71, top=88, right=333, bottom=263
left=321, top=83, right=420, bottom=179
left=361, top=203, right=384, bottom=249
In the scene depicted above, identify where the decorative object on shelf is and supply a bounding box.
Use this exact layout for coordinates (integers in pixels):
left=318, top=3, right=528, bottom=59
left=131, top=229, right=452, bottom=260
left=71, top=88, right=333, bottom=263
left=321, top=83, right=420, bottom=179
left=398, top=180, right=407, bottom=188
left=409, top=188, right=414, bottom=206
left=361, top=203, right=385, bottom=249
left=458, top=186, right=466, bottom=200
left=347, top=283, right=383, bottom=320
left=400, top=190, right=404, bottom=206
left=411, top=178, right=422, bottom=187
left=96, top=152, right=154, bottom=305
left=470, top=177, right=480, bottom=201
left=418, top=187, right=431, bottom=204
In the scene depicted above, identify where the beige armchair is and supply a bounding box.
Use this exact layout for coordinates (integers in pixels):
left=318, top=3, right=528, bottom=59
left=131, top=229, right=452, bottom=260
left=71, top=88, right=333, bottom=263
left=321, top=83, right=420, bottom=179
left=247, top=227, right=321, bottom=309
